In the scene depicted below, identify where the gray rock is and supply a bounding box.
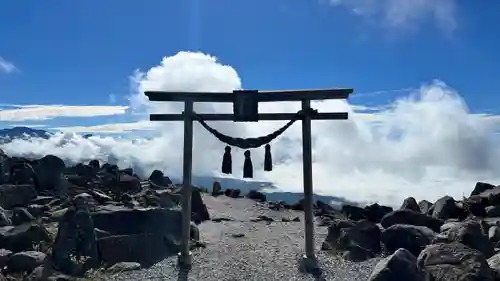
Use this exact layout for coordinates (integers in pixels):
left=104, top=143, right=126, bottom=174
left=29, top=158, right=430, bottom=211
left=400, top=197, right=420, bottom=213
left=478, top=187, right=500, bottom=206
left=0, top=223, right=52, bottom=252
left=418, top=200, right=433, bottom=215
left=368, top=248, right=423, bottom=281
left=322, top=219, right=381, bottom=261
left=52, top=205, right=99, bottom=276
left=246, top=189, right=266, bottom=202
left=97, top=232, right=178, bottom=266
left=0, top=184, right=37, bottom=209
left=0, top=209, right=10, bottom=227
left=488, top=253, right=500, bottom=279
left=381, top=224, right=436, bottom=256
left=364, top=203, right=393, bottom=223
left=28, top=265, right=75, bottom=281
left=472, top=182, right=496, bottom=197
left=91, top=205, right=183, bottom=236
left=148, top=170, right=172, bottom=188
left=437, top=220, right=495, bottom=258
left=107, top=262, right=141, bottom=273
left=381, top=209, right=443, bottom=232
left=486, top=205, right=500, bottom=217
left=0, top=248, right=12, bottom=269
left=7, top=250, right=46, bottom=273
left=489, top=226, right=500, bottom=244
left=11, top=207, right=35, bottom=225
left=432, top=195, right=460, bottom=220
left=417, top=242, right=494, bottom=281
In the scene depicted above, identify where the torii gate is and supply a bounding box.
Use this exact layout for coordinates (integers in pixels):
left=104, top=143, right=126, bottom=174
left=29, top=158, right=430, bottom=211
left=145, top=88, right=352, bottom=272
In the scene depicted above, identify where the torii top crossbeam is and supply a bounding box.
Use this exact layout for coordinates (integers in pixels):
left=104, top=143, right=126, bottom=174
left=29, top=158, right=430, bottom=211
left=145, top=88, right=352, bottom=274
left=145, top=88, right=352, bottom=102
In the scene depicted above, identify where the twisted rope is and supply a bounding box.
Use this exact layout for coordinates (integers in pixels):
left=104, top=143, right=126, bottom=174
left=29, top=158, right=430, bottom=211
left=192, top=109, right=316, bottom=149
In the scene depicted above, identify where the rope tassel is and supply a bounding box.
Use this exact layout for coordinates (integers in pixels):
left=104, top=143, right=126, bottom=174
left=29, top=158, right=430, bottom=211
left=243, top=150, right=253, bottom=178
left=264, top=144, right=272, bottom=171
left=222, top=146, right=232, bottom=174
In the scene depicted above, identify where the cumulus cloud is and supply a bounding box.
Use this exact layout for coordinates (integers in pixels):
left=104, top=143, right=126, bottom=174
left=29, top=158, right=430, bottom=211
left=0, top=57, right=17, bottom=74
left=327, top=0, right=458, bottom=32
left=0, top=105, right=129, bottom=121
left=2, top=51, right=500, bottom=209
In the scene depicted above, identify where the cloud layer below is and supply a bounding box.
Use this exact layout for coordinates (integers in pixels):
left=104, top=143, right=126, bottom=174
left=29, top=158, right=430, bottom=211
left=1, top=51, right=498, bottom=208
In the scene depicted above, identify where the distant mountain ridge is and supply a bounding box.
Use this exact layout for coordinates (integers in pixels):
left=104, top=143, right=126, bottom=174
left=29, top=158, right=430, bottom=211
left=0, top=126, right=52, bottom=142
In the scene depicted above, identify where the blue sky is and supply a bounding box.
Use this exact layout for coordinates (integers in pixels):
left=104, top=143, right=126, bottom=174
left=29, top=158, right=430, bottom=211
left=4, top=1, right=500, bottom=206
left=0, top=0, right=499, bottom=133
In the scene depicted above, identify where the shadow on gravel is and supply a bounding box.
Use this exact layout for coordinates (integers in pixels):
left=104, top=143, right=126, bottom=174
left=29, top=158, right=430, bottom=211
left=177, top=267, right=189, bottom=281
left=175, top=267, right=327, bottom=281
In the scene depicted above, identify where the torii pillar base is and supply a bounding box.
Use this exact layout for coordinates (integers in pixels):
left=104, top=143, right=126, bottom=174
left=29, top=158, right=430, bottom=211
left=177, top=251, right=192, bottom=270
left=298, top=255, right=322, bottom=276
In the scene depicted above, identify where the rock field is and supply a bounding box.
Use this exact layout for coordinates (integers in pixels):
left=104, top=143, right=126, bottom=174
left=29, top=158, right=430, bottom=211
left=2, top=151, right=500, bottom=280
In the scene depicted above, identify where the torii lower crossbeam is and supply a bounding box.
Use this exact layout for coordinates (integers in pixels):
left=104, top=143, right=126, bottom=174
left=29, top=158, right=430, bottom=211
left=145, top=88, right=352, bottom=273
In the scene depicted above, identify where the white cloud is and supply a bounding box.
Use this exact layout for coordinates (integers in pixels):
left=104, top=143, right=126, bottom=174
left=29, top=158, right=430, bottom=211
left=0, top=105, right=129, bottom=121
left=2, top=51, right=500, bottom=209
left=327, top=0, right=457, bottom=32
left=53, top=121, right=160, bottom=134
left=108, top=94, right=118, bottom=104
left=0, top=57, right=17, bottom=74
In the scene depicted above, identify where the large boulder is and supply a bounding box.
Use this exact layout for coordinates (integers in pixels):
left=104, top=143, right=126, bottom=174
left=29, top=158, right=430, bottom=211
left=97, top=232, right=180, bottom=266
left=381, top=209, right=444, bottom=232
left=400, top=197, right=420, bottom=213
left=7, top=251, right=46, bottom=273
left=0, top=184, right=37, bottom=209
left=478, top=187, right=500, bottom=206
left=0, top=223, right=52, bottom=252
left=368, top=248, right=423, bottom=281
left=432, top=196, right=460, bottom=220
left=471, top=182, right=496, bottom=197
left=381, top=224, right=436, bottom=256
left=364, top=203, right=393, bottom=223
left=341, top=205, right=367, bottom=221
left=322, top=219, right=381, bottom=261
left=190, top=188, right=210, bottom=223
left=91, top=205, right=182, bottom=235
left=434, top=220, right=495, bottom=258
left=91, top=205, right=189, bottom=266
left=169, top=187, right=210, bottom=223
left=488, top=253, right=500, bottom=279
left=34, top=155, right=66, bottom=194
left=417, top=242, right=494, bottom=281
left=148, top=170, right=172, bottom=188
left=8, top=161, right=38, bottom=187
left=461, top=197, right=487, bottom=218
left=417, top=200, right=433, bottom=215
left=246, top=190, right=267, bottom=202
left=52, top=204, right=99, bottom=276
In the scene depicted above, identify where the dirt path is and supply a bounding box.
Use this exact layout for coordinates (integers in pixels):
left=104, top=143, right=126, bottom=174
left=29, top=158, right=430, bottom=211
left=105, top=195, right=379, bottom=281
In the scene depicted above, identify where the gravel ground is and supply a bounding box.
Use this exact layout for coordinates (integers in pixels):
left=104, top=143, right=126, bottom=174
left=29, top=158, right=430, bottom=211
left=104, top=195, right=379, bottom=281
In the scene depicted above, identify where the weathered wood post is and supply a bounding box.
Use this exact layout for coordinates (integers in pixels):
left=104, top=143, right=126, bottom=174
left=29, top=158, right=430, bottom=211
left=145, top=88, right=352, bottom=273
left=179, top=99, right=194, bottom=268
left=301, top=99, right=315, bottom=261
